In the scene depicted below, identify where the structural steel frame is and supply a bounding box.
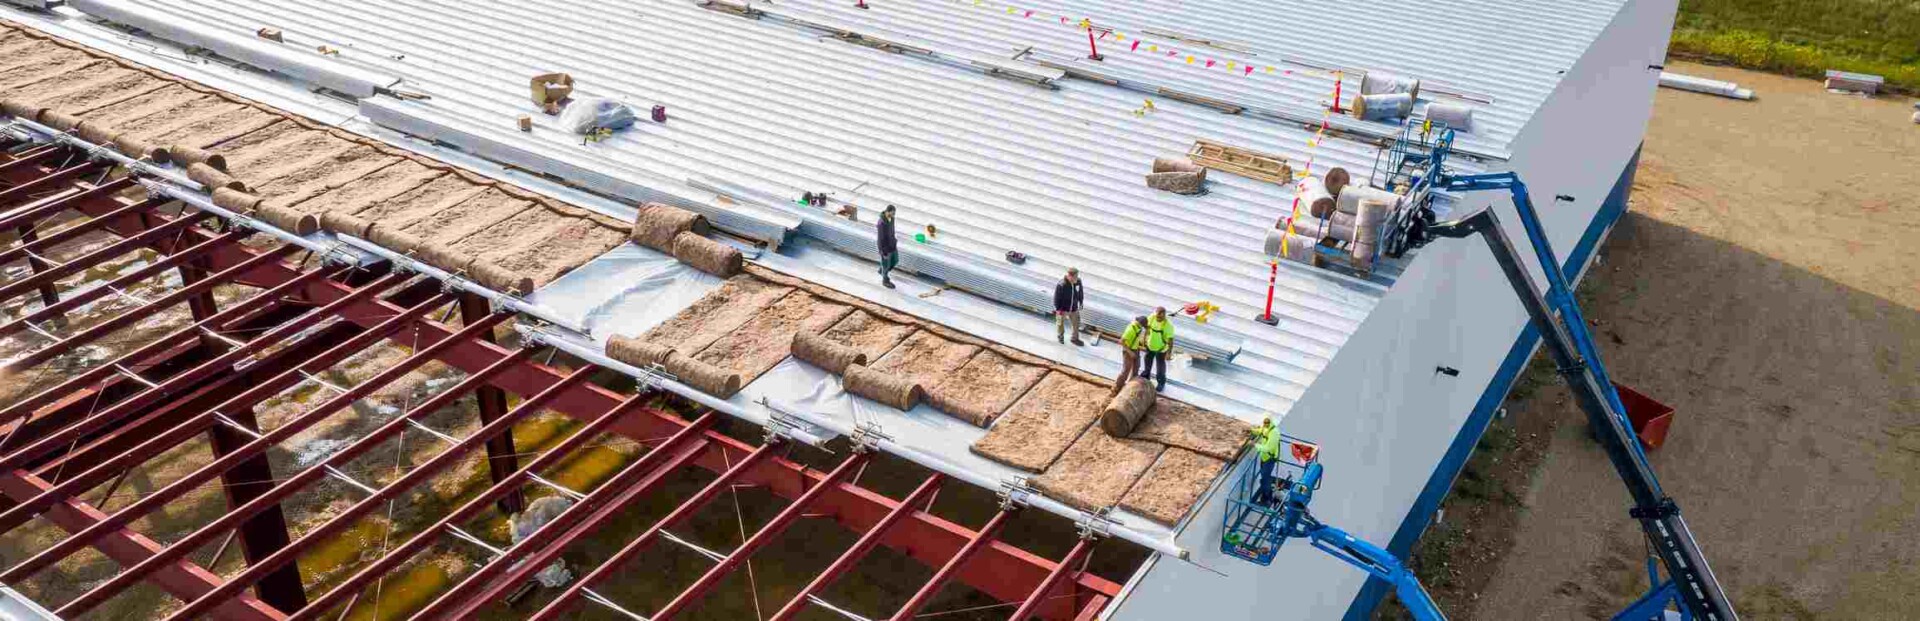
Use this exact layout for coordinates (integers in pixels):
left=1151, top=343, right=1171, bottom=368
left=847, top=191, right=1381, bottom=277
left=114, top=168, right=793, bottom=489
left=0, top=132, right=1123, bottom=619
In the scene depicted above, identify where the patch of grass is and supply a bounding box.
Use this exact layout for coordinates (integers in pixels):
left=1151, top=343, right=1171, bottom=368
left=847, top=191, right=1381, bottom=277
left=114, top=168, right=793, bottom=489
left=1671, top=0, right=1920, bottom=92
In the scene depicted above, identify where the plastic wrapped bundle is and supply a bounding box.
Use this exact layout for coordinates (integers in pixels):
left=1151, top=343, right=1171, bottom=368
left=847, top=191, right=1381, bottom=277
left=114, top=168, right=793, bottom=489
left=320, top=211, right=376, bottom=238
left=1264, top=228, right=1321, bottom=264
left=1101, top=379, right=1156, bottom=436
left=188, top=162, right=245, bottom=192
left=665, top=352, right=744, bottom=398
left=844, top=363, right=924, bottom=410
left=1145, top=157, right=1207, bottom=195
left=466, top=260, right=535, bottom=295
left=790, top=332, right=866, bottom=374
left=1354, top=199, right=1390, bottom=244
left=211, top=187, right=263, bottom=214
left=1361, top=71, right=1421, bottom=99
left=606, top=335, right=675, bottom=368
left=171, top=146, right=227, bottom=172
left=924, top=387, right=998, bottom=427
left=1296, top=176, right=1336, bottom=218
left=253, top=204, right=319, bottom=235
left=629, top=203, right=709, bottom=252
left=1337, top=185, right=1400, bottom=216
left=557, top=97, right=637, bottom=135
left=1351, top=93, right=1414, bottom=121
left=1426, top=103, right=1475, bottom=132
left=671, top=232, right=743, bottom=277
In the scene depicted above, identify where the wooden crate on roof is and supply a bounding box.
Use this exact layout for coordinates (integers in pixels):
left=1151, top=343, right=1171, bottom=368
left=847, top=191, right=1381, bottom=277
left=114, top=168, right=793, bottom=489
left=1187, top=140, right=1293, bottom=184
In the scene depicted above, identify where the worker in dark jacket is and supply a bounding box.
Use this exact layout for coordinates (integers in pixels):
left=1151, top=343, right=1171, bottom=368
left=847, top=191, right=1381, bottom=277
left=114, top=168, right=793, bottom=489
left=1052, top=268, right=1085, bottom=345
left=877, top=205, right=899, bottom=288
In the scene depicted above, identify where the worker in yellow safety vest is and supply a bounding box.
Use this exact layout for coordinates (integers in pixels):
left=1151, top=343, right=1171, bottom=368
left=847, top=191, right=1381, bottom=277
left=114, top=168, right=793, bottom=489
left=1113, top=315, right=1148, bottom=396
left=1136, top=307, right=1174, bottom=391
left=1252, top=416, right=1284, bottom=506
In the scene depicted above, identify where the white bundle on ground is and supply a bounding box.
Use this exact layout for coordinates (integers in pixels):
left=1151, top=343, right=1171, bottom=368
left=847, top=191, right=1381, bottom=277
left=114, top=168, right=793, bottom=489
left=510, top=496, right=576, bottom=588
left=1337, top=185, right=1400, bottom=216
left=1361, top=71, right=1420, bottom=99
left=557, top=97, right=637, bottom=135
left=1264, top=228, right=1321, bottom=264
left=1352, top=93, right=1414, bottom=121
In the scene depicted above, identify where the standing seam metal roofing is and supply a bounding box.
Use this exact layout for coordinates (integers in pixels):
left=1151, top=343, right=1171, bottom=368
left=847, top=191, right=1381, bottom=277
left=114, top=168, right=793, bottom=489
left=57, top=0, right=1623, bottom=417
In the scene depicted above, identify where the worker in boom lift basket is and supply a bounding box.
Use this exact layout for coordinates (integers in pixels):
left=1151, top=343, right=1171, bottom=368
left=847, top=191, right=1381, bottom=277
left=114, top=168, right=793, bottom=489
left=1053, top=268, right=1085, bottom=346
left=1114, top=315, right=1147, bottom=395
left=1252, top=416, right=1284, bottom=506
left=1139, top=307, right=1175, bottom=390
left=877, top=205, right=899, bottom=289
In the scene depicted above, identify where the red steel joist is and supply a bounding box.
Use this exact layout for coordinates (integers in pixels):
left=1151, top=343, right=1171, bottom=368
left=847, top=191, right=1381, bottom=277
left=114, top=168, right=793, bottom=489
left=0, top=136, right=1126, bottom=619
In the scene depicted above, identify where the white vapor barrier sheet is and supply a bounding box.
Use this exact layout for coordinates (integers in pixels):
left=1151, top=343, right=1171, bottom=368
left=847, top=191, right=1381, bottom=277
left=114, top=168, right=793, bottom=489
left=527, top=243, right=724, bottom=337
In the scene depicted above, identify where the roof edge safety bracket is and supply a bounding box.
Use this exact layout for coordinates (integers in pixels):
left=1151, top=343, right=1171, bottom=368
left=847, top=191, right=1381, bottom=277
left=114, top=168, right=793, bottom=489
left=996, top=476, right=1035, bottom=511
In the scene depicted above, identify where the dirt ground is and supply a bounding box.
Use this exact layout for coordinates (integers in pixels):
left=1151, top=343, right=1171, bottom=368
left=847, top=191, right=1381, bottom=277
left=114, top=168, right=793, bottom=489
left=1398, top=61, right=1920, bottom=619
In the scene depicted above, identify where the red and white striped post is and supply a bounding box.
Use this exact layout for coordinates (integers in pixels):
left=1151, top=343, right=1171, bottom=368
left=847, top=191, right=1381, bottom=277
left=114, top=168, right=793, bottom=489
left=1086, top=21, right=1103, bottom=61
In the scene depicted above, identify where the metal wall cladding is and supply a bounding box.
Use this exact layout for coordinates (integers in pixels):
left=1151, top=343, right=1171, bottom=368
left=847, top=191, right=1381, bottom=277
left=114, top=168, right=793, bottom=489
left=107, top=0, right=1626, bottom=416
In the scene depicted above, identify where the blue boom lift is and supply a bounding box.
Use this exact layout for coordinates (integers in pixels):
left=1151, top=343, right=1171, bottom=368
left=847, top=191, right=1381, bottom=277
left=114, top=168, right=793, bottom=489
left=1223, top=129, right=1737, bottom=621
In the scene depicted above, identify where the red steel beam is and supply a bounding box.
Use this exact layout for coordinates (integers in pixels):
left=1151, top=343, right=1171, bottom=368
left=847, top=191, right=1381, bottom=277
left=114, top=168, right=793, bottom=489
left=0, top=200, right=205, bottom=305
left=0, top=265, right=367, bottom=470
left=11, top=222, right=60, bottom=308
left=653, top=451, right=875, bottom=620
left=1, top=238, right=296, bottom=373
left=529, top=442, right=782, bottom=621
left=768, top=473, right=945, bottom=621
left=0, top=162, right=115, bottom=233
left=1074, top=595, right=1111, bottom=621
left=0, top=227, right=246, bottom=340
left=413, top=411, right=722, bottom=620
left=207, top=406, right=308, bottom=613
left=0, top=470, right=286, bottom=621
left=0, top=288, right=451, bottom=569
left=54, top=344, right=533, bottom=619
left=56, top=176, right=1122, bottom=617
left=0, top=143, right=66, bottom=180
left=459, top=292, right=521, bottom=514
left=160, top=365, right=607, bottom=621
left=0, top=193, right=164, bottom=266
left=891, top=508, right=1017, bottom=621
left=0, top=159, right=107, bottom=208
left=1008, top=537, right=1097, bottom=621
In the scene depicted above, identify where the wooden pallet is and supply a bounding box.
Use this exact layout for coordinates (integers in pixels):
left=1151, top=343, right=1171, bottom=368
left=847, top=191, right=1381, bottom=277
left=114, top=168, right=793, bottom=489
left=1187, top=140, right=1293, bottom=184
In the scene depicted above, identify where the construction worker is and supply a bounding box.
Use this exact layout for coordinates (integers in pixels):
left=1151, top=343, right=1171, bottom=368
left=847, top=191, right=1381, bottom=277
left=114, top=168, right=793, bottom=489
left=877, top=204, right=899, bottom=288
left=1252, top=416, right=1284, bottom=506
left=1138, top=306, right=1173, bottom=390
left=1053, top=268, right=1085, bottom=346
left=1114, top=315, right=1147, bottom=395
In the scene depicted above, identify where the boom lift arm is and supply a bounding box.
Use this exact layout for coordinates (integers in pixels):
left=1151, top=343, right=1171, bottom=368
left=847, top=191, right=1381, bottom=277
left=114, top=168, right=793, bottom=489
left=1423, top=169, right=1737, bottom=621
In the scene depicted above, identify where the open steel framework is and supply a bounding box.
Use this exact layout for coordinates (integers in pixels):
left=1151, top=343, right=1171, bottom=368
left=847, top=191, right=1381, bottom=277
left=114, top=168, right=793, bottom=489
left=0, top=132, right=1122, bottom=620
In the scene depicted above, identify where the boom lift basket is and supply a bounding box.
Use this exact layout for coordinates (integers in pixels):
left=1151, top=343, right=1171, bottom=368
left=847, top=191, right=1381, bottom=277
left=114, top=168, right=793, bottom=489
left=1220, top=437, right=1320, bottom=566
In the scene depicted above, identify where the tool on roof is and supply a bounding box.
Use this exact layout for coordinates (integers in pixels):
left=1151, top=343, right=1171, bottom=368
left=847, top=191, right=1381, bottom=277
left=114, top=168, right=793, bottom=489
left=530, top=72, right=574, bottom=114
left=256, top=27, right=283, bottom=42
left=1180, top=301, right=1217, bottom=324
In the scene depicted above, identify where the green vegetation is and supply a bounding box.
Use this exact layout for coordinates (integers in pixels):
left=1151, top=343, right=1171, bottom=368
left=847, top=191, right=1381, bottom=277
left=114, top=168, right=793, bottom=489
left=1671, top=0, right=1920, bottom=92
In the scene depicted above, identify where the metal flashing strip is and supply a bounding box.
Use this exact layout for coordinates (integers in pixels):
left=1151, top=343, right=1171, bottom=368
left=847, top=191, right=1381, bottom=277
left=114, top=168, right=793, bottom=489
left=67, top=0, right=399, bottom=97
